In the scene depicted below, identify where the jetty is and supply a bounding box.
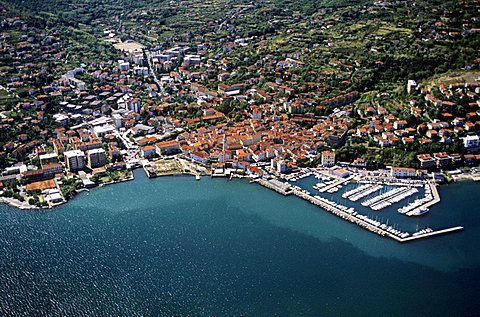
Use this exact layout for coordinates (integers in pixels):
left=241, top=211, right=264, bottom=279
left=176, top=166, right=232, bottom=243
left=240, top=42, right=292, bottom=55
left=406, top=181, right=440, bottom=216
left=399, top=226, right=464, bottom=242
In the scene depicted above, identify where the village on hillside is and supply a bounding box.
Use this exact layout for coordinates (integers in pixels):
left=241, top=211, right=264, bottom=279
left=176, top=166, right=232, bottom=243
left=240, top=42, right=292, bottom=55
left=0, top=0, right=479, bottom=208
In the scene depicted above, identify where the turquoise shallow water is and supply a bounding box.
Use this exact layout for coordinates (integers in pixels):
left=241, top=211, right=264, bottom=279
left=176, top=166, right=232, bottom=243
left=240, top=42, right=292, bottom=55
left=1, top=171, right=480, bottom=316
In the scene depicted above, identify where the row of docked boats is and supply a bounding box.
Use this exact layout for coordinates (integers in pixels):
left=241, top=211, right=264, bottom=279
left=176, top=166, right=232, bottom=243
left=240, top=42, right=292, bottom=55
left=348, top=185, right=383, bottom=202
left=310, top=193, right=410, bottom=239
left=397, top=184, right=433, bottom=215
left=342, top=184, right=374, bottom=199
left=412, top=228, right=433, bottom=236
left=286, top=170, right=313, bottom=182
left=359, top=177, right=425, bottom=187
left=362, top=187, right=419, bottom=211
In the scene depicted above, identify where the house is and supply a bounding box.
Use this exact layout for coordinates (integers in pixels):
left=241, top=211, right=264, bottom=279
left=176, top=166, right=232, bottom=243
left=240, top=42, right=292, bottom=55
left=351, top=157, right=367, bottom=168
left=433, top=152, right=452, bottom=168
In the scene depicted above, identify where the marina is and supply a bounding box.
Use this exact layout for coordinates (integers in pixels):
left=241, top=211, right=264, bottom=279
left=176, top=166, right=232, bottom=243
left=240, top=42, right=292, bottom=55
left=251, top=165, right=464, bottom=243
left=362, top=187, right=418, bottom=211
left=289, top=187, right=460, bottom=243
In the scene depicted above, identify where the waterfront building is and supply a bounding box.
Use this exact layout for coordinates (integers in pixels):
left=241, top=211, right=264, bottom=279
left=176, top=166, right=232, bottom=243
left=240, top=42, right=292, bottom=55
left=417, top=154, right=436, bottom=169
left=64, top=150, right=86, bottom=172
left=141, top=145, right=157, bottom=159
left=390, top=167, right=417, bottom=178
left=190, top=151, right=209, bottom=164
left=332, top=168, right=350, bottom=178
left=321, top=151, right=336, bottom=167
left=87, top=148, right=107, bottom=168
left=277, top=160, right=287, bottom=173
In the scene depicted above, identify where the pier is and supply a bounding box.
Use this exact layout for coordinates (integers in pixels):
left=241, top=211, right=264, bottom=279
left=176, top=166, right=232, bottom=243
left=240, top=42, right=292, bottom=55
left=319, top=176, right=354, bottom=193
left=293, top=189, right=400, bottom=240
left=364, top=187, right=418, bottom=211
left=399, top=226, right=464, bottom=242
left=406, top=181, right=440, bottom=216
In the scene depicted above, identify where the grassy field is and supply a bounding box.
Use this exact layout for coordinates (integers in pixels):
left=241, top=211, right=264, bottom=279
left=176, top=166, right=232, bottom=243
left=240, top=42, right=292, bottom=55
left=428, top=70, right=480, bottom=88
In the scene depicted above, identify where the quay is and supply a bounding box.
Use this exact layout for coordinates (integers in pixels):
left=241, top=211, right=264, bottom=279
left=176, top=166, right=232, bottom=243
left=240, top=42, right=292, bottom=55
left=254, top=178, right=293, bottom=196
left=406, top=181, right=440, bottom=216
left=292, top=189, right=398, bottom=240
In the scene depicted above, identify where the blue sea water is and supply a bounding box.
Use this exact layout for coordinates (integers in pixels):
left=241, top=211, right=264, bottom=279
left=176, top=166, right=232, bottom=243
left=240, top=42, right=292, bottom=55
left=1, top=171, right=480, bottom=316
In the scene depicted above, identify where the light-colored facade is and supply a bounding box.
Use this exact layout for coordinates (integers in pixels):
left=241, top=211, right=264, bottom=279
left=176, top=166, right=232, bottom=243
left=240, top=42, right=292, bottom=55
left=64, top=150, right=86, bottom=172
left=321, top=151, right=336, bottom=167
left=390, top=167, right=417, bottom=178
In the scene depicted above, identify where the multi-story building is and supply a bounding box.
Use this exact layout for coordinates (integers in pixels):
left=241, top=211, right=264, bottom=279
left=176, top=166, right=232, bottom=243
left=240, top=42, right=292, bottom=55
left=463, top=135, right=479, bottom=148
left=417, top=154, right=436, bottom=169
left=321, top=151, right=336, bottom=167
left=64, top=150, right=86, bottom=172
left=87, top=148, right=107, bottom=168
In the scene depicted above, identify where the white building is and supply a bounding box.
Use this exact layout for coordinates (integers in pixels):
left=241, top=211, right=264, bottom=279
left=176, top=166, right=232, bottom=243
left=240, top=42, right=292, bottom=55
left=407, top=79, right=417, bottom=94
left=118, top=60, right=130, bottom=72
left=93, top=124, right=116, bottom=138
left=390, top=167, right=417, bottom=178
left=463, top=135, right=480, bottom=148
left=112, top=113, right=123, bottom=129
left=276, top=160, right=287, bottom=173
left=64, top=150, right=86, bottom=172
left=87, top=148, right=107, bottom=168
left=321, top=151, right=336, bottom=167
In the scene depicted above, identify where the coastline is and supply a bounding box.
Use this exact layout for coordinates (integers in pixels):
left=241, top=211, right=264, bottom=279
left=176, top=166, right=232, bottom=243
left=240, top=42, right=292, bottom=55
left=0, top=163, right=470, bottom=243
